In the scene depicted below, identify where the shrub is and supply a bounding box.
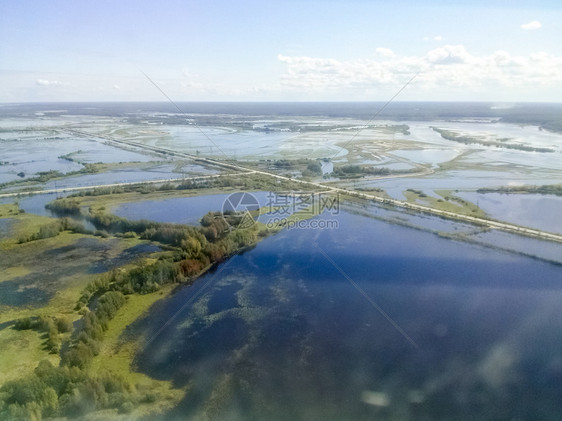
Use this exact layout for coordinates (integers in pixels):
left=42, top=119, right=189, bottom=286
left=14, top=317, right=33, bottom=330
left=56, top=317, right=74, bottom=334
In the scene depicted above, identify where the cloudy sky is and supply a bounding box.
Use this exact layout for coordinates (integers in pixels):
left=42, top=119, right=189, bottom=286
left=1, top=0, right=561, bottom=102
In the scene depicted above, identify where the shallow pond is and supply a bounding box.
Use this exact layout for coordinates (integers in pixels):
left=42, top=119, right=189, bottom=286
left=129, top=209, right=562, bottom=420
left=0, top=132, right=155, bottom=184
left=0, top=193, right=96, bottom=231
left=0, top=218, right=15, bottom=237
left=112, top=192, right=288, bottom=225
left=390, top=148, right=462, bottom=167
left=112, top=193, right=237, bottom=225
left=43, top=164, right=178, bottom=189
left=457, top=192, right=562, bottom=234
left=357, top=170, right=560, bottom=201
left=0, top=193, right=60, bottom=217
left=0, top=238, right=162, bottom=308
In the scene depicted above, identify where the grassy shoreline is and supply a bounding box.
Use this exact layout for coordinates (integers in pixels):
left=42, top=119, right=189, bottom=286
left=0, top=177, right=330, bottom=419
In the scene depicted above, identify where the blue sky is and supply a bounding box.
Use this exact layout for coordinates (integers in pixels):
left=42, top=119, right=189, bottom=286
left=1, top=0, right=561, bottom=102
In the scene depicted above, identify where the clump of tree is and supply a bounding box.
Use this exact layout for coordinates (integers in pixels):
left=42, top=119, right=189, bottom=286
left=200, top=211, right=231, bottom=241
left=63, top=291, right=127, bottom=369
left=45, top=198, right=82, bottom=216
left=88, top=207, right=241, bottom=250
left=13, top=315, right=73, bottom=354
left=65, top=173, right=317, bottom=200
left=432, top=127, right=555, bottom=153
left=302, top=161, right=323, bottom=177
left=75, top=221, right=257, bottom=306
left=477, top=183, right=562, bottom=197
left=18, top=218, right=92, bottom=243
left=87, top=209, right=207, bottom=248
left=0, top=359, right=154, bottom=419
left=406, top=188, right=428, bottom=198
left=273, top=159, right=295, bottom=168
left=0, top=164, right=101, bottom=190
left=332, top=165, right=391, bottom=178
left=2, top=196, right=268, bottom=421
left=36, top=170, right=65, bottom=183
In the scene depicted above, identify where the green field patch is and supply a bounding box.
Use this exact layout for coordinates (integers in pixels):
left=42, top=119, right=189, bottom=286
left=0, top=326, right=59, bottom=385
left=0, top=203, right=21, bottom=218
left=403, top=189, right=487, bottom=218
left=0, top=266, right=30, bottom=283
left=88, top=285, right=186, bottom=414
left=0, top=229, right=158, bottom=311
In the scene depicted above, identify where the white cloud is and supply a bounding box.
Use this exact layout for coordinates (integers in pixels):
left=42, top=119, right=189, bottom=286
left=36, top=79, right=63, bottom=87
left=113, top=84, right=120, bottom=90
left=521, top=20, right=541, bottom=30
left=375, top=47, right=394, bottom=57
left=423, top=35, right=444, bottom=42
left=277, top=45, right=562, bottom=96
left=427, top=44, right=470, bottom=64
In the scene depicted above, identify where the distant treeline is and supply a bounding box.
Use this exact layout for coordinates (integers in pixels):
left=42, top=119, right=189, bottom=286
left=329, top=165, right=417, bottom=179
left=432, top=127, right=555, bottom=153
left=0, top=165, right=99, bottom=189
left=477, top=184, right=562, bottom=196
left=65, top=174, right=316, bottom=199
left=46, top=196, right=260, bottom=261
left=269, top=159, right=324, bottom=177
left=3, top=102, right=561, bottom=133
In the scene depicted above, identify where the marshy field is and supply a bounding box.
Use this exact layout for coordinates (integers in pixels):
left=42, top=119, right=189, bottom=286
left=1, top=102, right=562, bottom=420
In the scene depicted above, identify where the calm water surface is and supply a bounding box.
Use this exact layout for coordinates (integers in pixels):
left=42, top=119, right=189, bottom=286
left=457, top=192, right=562, bottom=234
left=129, top=209, right=562, bottom=420
left=112, top=192, right=284, bottom=225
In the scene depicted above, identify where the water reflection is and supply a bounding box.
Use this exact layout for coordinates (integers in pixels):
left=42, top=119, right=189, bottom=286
left=130, top=210, right=562, bottom=420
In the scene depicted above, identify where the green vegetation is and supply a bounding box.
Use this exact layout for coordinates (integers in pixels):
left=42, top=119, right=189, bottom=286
left=332, top=165, right=391, bottom=178
left=302, top=161, right=323, bottom=177
left=0, top=203, right=22, bottom=218
left=17, top=218, right=93, bottom=243
left=0, top=358, right=161, bottom=419
left=0, top=186, right=276, bottom=419
left=432, top=127, right=555, bottom=153
left=67, top=173, right=317, bottom=200
left=63, top=291, right=127, bottom=369
left=0, top=160, right=171, bottom=194
left=45, top=198, right=81, bottom=216
left=0, top=172, right=331, bottom=419
left=496, top=105, right=562, bottom=134
left=403, top=189, right=486, bottom=218
left=477, top=183, right=562, bottom=196
left=13, top=315, right=72, bottom=354
left=406, top=188, right=428, bottom=198
left=266, top=158, right=325, bottom=178
left=0, top=165, right=100, bottom=190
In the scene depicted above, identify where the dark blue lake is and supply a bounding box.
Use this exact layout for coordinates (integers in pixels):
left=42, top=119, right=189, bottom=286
left=129, top=210, right=562, bottom=420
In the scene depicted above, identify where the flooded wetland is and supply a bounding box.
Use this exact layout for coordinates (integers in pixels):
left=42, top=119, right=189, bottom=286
left=1, top=102, right=562, bottom=420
